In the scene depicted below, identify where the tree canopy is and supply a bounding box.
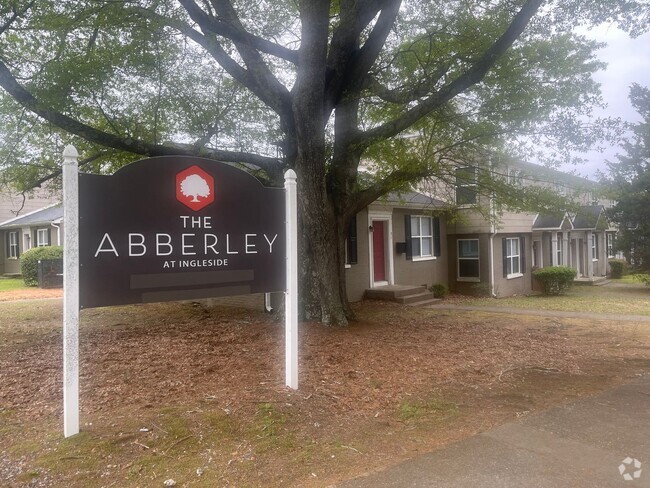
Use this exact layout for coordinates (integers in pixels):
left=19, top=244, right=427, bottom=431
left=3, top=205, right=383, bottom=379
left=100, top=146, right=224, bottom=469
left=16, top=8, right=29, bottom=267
left=605, top=83, right=650, bottom=270
left=0, top=0, right=646, bottom=323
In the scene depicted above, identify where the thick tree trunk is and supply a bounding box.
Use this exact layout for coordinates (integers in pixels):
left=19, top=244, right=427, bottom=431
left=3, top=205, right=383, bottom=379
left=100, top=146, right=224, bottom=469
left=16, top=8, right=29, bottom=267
left=297, top=177, right=351, bottom=326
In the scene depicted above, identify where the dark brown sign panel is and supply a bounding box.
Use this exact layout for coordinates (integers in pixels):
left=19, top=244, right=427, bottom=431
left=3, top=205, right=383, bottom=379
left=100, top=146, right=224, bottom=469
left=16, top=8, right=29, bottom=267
left=79, top=156, right=285, bottom=308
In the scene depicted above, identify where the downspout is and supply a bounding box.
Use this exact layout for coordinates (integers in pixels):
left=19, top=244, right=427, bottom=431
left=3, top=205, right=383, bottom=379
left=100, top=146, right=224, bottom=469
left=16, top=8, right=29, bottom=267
left=489, top=185, right=498, bottom=298
left=51, top=220, right=61, bottom=246
left=489, top=223, right=498, bottom=298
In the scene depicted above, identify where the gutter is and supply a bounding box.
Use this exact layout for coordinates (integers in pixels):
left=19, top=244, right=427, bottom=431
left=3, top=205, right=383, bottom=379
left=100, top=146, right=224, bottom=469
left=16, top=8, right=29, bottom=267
left=489, top=223, right=498, bottom=298
left=51, top=218, right=62, bottom=246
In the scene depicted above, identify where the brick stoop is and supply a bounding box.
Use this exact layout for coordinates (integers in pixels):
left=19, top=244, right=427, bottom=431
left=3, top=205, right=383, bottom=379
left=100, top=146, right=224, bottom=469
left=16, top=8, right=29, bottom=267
left=365, top=285, right=441, bottom=307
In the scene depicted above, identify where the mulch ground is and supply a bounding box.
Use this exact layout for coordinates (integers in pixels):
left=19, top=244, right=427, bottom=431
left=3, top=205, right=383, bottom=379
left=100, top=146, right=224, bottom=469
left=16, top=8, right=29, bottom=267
left=1, top=297, right=649, bottom=487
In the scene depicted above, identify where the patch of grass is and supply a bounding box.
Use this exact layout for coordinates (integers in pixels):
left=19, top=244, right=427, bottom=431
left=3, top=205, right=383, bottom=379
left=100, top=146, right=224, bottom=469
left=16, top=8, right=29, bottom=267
left=399, top=396, right=458, bottom=422
left=249, top=403, right=295, bottom=453
left=0, top=277, right=25, bottom=292
left=614, top=273, right=650, bottom=285
left=456, top=283, right=650, bottom=316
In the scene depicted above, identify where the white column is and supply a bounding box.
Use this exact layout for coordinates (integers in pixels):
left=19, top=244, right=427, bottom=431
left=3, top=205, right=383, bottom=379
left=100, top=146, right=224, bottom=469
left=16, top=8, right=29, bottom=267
left=62, top=145, right=80, bottom=437
left=562, top=233, right=569, bottom=268
left=551, top=233, right=558, bottom=266
left=586, top=231, right=594, bottom=279
left=284, top=170, right=298, bottom=390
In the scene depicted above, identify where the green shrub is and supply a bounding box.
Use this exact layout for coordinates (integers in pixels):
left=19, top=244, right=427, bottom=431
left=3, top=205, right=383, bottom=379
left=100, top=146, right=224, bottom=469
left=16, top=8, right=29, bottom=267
left=20, top=246, right=63, bottom=286
left=608, top=259, right=628, bottom=279
left=532, top=266, right=576, bottom=296
left=429, top=283, right=448, bottom=298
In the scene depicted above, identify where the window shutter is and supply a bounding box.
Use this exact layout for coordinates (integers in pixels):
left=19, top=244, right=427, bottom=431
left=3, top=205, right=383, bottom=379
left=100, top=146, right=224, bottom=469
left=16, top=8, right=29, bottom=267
left=347, top=215, right=358, bottom=265
left=16, top=232, right=21, bottom=257
left=33, top=229, right=37, bottom=248
left=405, top=215, right=412, bottom=260
left=5, top=232, right=9, bottom=258
left=502, top=237, right=508, bottom=277
left=433, top=217, right=441, bottom=257
left=520, top=235, right=526, bottom=273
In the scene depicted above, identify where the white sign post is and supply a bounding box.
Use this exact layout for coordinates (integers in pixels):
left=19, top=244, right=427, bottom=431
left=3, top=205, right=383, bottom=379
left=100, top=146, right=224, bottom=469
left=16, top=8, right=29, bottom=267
left=62, top=145, right=80, bottom=437
left=284, top=170, right=298, bottom=389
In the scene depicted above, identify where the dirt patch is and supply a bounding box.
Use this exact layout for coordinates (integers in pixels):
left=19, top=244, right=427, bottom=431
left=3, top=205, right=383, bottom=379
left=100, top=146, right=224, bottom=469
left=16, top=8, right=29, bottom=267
left=0, top=287, right=62, bottom=302
left=1, top=300, right=649, bottom=487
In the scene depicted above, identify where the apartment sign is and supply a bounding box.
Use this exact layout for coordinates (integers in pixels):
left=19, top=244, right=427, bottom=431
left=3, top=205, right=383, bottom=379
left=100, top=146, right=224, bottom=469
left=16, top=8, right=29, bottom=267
left=78, top=156, right=286, bottom=308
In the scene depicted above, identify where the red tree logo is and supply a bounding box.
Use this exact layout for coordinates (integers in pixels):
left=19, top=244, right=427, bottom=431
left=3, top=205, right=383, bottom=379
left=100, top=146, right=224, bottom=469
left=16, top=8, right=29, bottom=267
left=176, top=165, right=215, bottom=211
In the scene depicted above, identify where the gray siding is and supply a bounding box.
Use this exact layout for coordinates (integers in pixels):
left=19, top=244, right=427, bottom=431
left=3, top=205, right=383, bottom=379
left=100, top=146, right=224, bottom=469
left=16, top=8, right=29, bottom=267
left=392, top=208, right=448, bottom=289
left=345, top=209, right=370, bottom=302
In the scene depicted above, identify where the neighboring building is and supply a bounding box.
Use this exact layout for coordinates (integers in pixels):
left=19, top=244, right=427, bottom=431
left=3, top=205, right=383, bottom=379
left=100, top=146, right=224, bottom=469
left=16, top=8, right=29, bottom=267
left=0, top=187, right=62, bottom=275
left=441, top=159, right=617, bottom=297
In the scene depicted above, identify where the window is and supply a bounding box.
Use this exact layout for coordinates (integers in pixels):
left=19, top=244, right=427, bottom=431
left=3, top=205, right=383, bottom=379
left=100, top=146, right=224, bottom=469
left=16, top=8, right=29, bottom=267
left=606, top=233, right=615, bottom=258
left=455, top=167, right=477, bottom=205
left=556, top=232, right=563, bottom=265
left=504, top=237, right=521, bottom=277
left=405, top=215, right=441, bottom=260
left=8, top=231, right=19, bottom=258
left=508, top=169, right=523, bottom=187
left=458, top=239, right=479, bottom=280
left=592, top=234, right=598, bottom=261
left=411, top=216, right=433, bottom=259
left=37, top=229, right=49, bottom=247
left=345, top=216, right=357, bottom=267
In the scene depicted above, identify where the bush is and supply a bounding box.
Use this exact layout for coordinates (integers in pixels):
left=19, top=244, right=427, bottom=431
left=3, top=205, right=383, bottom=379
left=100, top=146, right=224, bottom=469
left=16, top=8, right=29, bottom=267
left=608, top=259, right=628, bottom=279
left=532, top=266, right=576, bottom=296
left=20, top=246, right=64, bottom=286
left=429, top=283, right=448, bottom=298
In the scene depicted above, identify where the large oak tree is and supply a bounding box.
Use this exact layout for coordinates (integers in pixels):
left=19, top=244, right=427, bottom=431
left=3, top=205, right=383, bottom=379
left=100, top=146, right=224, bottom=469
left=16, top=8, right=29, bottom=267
left=0, top=0, right=644, bottom=324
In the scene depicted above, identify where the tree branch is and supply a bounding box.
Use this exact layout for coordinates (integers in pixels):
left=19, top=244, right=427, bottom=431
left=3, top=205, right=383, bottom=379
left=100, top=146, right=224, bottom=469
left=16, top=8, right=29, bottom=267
left=178, top=0, right=292, bottom=118
left=0, top=1, right=35, bottom=36
left=0, top=60, right=281, bottom=173
left=352, top=166, right=431, bottom=216
left=325, top=0, right=399, bottom=111
left=354, top=0, right=544, bottom=149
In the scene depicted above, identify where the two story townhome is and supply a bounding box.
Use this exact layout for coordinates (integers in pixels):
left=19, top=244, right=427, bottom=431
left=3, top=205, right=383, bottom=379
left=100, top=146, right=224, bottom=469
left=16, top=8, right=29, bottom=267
left=440, top=159, right=617, bottom=297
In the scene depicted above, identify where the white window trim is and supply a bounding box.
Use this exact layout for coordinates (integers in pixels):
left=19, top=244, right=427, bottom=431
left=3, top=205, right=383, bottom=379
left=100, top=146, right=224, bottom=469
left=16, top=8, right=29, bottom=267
left=37, top=228, right=49, bottom=247
left=505, top=237, right=522, bottom=279
left=457, top=238, right=480, bottom=281
left=591, top=234, right=598, bottom=262
left=606, top=233, right=615, bottom=259
left=410, top=215, right=436, bottom=261
left=8, top=231, right=19, bottom=259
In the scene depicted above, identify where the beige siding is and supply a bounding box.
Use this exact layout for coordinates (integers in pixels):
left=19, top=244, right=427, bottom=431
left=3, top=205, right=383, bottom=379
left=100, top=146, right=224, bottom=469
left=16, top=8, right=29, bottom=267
left=495, top=211, right=536, bottom=233
left=449, top=210, right=492, bottom=234
left=0, top=189, right=58, bottom=224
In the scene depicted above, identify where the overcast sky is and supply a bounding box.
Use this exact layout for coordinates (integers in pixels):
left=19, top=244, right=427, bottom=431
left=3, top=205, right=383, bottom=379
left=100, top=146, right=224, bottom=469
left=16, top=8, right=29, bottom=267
left=564, top=24, right=650, bottom=179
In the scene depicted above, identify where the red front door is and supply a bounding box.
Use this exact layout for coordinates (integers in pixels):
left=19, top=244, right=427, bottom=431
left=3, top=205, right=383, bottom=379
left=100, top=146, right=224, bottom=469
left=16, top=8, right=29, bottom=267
left=372, top=220, right=386, bottom=282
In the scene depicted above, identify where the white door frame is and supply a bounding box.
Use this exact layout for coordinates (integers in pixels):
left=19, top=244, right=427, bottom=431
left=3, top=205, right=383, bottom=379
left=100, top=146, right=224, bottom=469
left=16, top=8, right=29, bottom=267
left=367, top=209, right=394, bottom=288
